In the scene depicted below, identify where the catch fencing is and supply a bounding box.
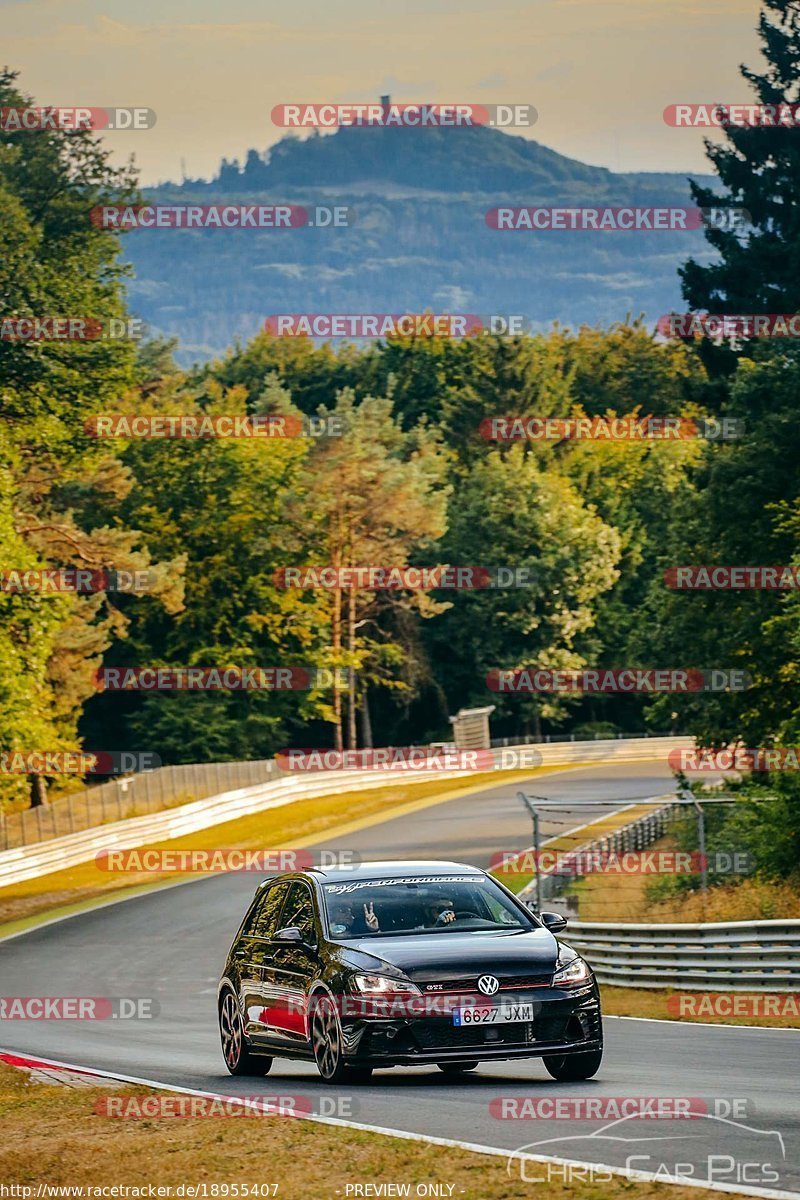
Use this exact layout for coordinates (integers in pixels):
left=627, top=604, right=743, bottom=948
left=0, top=759, right=281, bottom=851
left=519, top=800, right=679, bottom=906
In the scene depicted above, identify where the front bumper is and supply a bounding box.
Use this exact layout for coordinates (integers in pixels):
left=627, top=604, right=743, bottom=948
left=340, top=985, right=602, bottom=1065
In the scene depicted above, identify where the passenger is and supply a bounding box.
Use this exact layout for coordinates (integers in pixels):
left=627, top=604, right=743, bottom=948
left=329, top=899, right=381, bottom=935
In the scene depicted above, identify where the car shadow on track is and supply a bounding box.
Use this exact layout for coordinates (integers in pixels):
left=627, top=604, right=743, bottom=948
left=237, top=1065, right=608, bottom=1089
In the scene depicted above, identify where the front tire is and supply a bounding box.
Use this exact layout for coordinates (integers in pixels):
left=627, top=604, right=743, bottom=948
left=543, top=1046, right=603, bottom=1081
left=310, top=993, right=352, bottom=1083
left=219, top=990, right=273, bottom=1077
left=437, top=1061, right=479, bottom=1075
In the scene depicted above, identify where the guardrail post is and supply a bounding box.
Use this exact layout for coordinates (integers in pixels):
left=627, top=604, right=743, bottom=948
left=680, top=785, right=708, bottom=900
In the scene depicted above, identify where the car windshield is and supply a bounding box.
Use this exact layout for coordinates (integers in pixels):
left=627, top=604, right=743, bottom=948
left=322, top=873, right=534, bottom=938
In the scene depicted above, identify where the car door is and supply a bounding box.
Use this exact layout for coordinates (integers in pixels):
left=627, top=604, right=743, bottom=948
left=262, top=880, right=321, bottom=1046
left=238, top=881, right=290, bottom=1043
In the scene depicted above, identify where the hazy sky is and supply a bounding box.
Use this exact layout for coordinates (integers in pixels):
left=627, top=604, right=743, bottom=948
left=5, top=0, right=761, bottom=185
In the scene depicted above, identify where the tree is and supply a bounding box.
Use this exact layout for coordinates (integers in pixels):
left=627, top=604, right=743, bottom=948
left=635, top=348, right=800, bottom=745
left=681, top=2, right=800, bottom=320
left=294, top=390, right=450, bottom=750
left=0, top=69, right=178, bottom=808
left=426, top=446, right=621, bottom=738
left=82, top=373, right=329, bottom=761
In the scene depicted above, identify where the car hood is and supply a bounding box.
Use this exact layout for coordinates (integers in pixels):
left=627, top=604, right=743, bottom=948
left=339, top=926, right=560, bottom=982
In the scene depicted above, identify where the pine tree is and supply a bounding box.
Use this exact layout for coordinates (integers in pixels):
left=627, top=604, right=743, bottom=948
left=681, top=1, right=800, bottom=315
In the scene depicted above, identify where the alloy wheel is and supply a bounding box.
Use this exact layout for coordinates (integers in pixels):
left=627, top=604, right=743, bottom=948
left=312, top=996, right=341, bottom=1079
left=220, top=992, right=242, bottom=1070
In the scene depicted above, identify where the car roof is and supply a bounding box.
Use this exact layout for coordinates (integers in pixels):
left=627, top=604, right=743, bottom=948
left=257, top=860, right=484, bottom=889
left=313, top=860, right=483, bottom=880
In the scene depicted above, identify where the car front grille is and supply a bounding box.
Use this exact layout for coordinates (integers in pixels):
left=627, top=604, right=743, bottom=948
left=418, top=973, right=552, bottom=994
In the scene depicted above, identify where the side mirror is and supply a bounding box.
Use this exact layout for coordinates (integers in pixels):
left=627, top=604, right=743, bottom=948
left=274, top=926, right=304, bottom=943
left=540, top=911, right=568, bottom=933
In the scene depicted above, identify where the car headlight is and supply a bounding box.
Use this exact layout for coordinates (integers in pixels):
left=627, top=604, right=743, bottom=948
left=552, top=956, right=590, bottom=987
left=350, top=973, right=421, bottom=994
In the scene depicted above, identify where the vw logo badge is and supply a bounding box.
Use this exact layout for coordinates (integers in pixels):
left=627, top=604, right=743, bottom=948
left=477, top=974, right=499, bottom=996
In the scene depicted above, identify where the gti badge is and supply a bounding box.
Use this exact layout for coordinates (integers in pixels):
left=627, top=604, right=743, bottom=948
left=477, top=974, right=500, bottom=995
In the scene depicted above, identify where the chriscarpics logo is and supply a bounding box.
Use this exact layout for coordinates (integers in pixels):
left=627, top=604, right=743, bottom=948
left=506, top=1111, right=786, bottom=1187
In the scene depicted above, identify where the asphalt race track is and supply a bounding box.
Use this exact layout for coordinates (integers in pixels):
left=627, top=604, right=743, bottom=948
left=1, top=761, right=798, bottom=1196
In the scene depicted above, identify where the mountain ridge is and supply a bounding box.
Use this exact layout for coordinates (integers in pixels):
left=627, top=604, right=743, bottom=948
left=122, top=122, right=719, bottom=363
left=164, top=123, right=713, bottom=196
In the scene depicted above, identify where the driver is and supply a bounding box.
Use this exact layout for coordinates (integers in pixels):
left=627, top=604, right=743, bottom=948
left=428, top=896, right=456, bottom=926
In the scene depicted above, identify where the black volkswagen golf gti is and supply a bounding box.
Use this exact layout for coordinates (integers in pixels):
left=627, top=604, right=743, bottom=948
left=218, top=860, right=602, bottom=1083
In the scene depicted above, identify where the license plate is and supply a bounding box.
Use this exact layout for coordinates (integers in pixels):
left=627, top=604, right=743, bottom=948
left=452, top=1002, right=534, bottom=1026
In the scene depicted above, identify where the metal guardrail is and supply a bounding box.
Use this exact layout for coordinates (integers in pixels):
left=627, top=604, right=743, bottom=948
left=566, top=919, right=800, bottom=992
left=0, top=735, right=691, bottom=852
left=0, top=737, right=692, bottom=887
left=0, top=762, right=476, bottom=890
